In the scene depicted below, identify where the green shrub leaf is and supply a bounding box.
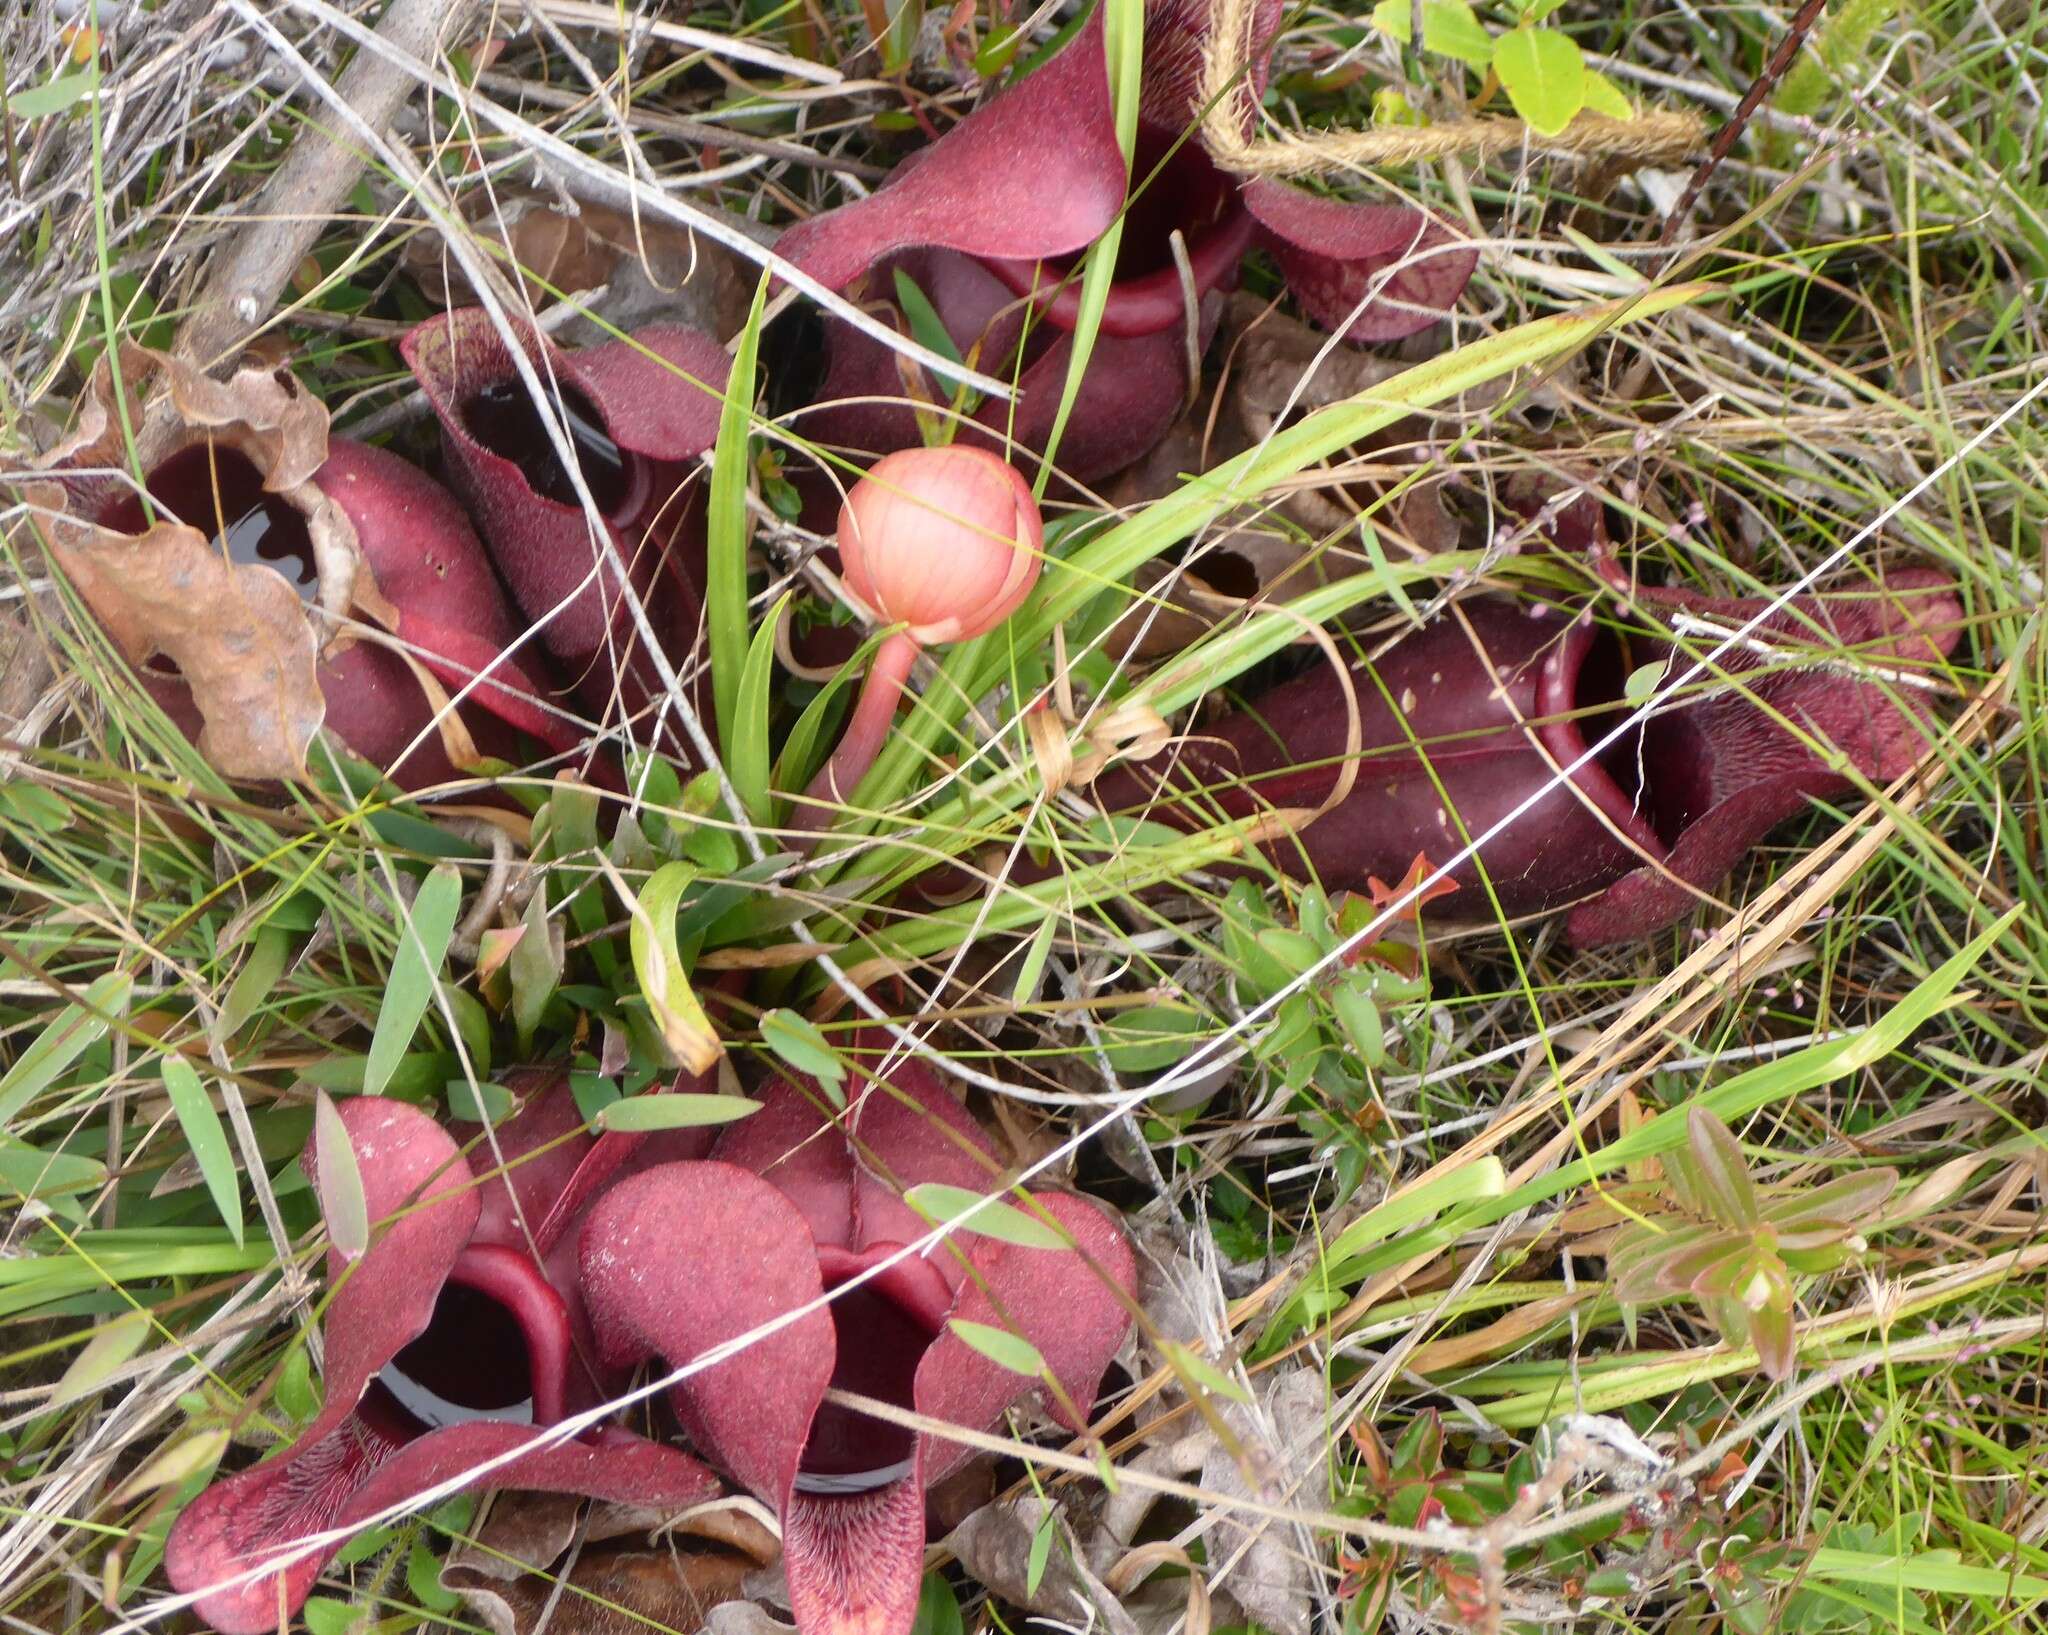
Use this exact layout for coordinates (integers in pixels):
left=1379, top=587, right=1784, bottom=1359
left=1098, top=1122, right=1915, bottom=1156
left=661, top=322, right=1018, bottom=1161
left=1494, top=28, right=1585, bottom=136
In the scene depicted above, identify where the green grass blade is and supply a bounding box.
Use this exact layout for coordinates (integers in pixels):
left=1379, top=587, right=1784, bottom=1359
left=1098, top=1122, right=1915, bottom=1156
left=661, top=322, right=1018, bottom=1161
left=0, top=970, right=131, bottom=1129
left=363, top=864, right=462, bottom=1100
left=1480, top=904, right=2022, bottom=1224
left=160, top=1057, right=244, bottom=1248
left=1017, top=283, right=1718, bottom=649
left=1030, top=0, right=1141, bottom=494
left=731, top=590, right=789, bottom=824
left=708, top=270, right=772, bottom=754
left=833, top=284, right=1717, bottom=862
left=844, top=549, right=1475, bottom=899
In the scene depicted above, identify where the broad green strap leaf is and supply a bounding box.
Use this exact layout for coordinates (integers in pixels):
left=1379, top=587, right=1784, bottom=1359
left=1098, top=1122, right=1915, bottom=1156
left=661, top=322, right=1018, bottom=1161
left=1324, top=1157, right=1507, bottom=1267
left=161, top=1056, right=243, bottom=1248
left=595, top=1093, right=762, bottom=1132
left=313, top=1090, right=368, bottom=1260
left=0, top=1241, right=275, bottom=1320
left=709, top=271, right=771, bottom=756
left=626, top=861, right=723, bottom=1073
left=948, top=1317, right=1046, bottom=1376
left=773, top=651, right=855, bottom=801
left=906, top=1182, right=1068, bottom=1249
left=364, top=864, right=461, bottom=1099
left=733, top=591, right=790, bottom=825
left=51, top=1310, right=150, bottom=1408
left=0, top=969, right=133, bottom=1128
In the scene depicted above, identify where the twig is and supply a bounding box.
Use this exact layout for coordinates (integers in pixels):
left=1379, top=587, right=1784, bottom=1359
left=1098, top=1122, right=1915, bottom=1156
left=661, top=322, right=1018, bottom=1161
left=171, top=0, right=458, bottom=376
left=1657, top=0, right=1831, bottom=244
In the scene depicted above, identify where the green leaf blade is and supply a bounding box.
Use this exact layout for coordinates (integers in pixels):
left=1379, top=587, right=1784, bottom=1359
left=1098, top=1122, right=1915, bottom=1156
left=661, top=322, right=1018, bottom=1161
left=732, top=591, right=789, bottom=826
left=12, top=70, right=97, bottom=120
left=707, top=272, right=772, bottom=758
left=51, top=1310, right=150, bottom=1408
left=160, top=1057, right=244, bottom=1248
left=1494, top=28, right=1585, bottom=136
left=948, top=1317, right=1046, bottom=1376
left=759, top=1008, right=848, bottom=1094
left=595, top=1093, right=763, bottom=1132
left=313, top=1090, right=369, bottom=1260
left=364, top=865, right=462, bottom=1100
left=0, top=970, right=133, bottom=1129
left=906, top=1182, right=1069, bottom=1249
left=627, top=861, right=723, bottom=1074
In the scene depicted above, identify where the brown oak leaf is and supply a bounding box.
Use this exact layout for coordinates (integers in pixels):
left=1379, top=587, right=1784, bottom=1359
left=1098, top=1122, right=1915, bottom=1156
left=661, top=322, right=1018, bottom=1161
left=23, top=343, right=382, bottom=782
left=29, top=487, right=325, bottom=782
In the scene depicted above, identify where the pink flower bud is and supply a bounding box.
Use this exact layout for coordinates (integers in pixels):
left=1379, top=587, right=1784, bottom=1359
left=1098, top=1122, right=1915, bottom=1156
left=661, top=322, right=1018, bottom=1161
left=836, top=446, right=1043, bottom=646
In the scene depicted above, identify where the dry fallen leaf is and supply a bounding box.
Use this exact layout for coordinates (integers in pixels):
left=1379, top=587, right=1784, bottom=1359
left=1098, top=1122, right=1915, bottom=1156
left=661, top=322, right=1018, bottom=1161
left=46, top=343, right=359, bottom=625
left=944, top=1496, right=1140, bottom=1635
left=442, top=1492, right=777, bottom=1635
left=23, top=344, right=383, bottom=782
left=30, top=492, right=325, bottom=782
left=1190, top=1368, right=1334, bottom=1635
